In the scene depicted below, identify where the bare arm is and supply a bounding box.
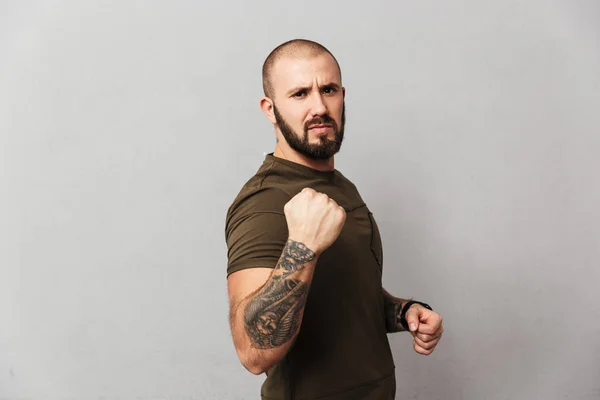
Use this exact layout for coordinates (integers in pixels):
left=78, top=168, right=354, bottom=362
left=228, top=239, right=318, bottom=374
left=227, top=188, right=345, bottom=374
left=382, top=288, right=411, bottom=333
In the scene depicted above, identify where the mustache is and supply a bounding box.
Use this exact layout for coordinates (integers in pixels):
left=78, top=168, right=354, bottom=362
left=305, top=114, right=337, bottom=131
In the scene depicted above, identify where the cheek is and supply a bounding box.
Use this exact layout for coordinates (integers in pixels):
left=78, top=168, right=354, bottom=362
left=326, top=99, right=344, bottom=120
left=297, top=107, right=312, bottom=122
left=282, top=103, right=310, bottom=128
left=331, top=108, right=344, bottom=126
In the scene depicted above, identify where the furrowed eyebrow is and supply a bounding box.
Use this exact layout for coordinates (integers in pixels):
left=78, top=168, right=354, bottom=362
left=287, top=86, right=311, bottom=96
left=286, top=82, right=341, bottom=97
left=321, top=83, right=340, bottom=91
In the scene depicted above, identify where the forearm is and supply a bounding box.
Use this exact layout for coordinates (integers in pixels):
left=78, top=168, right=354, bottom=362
left=232, top=239, right=318, bottom=374
left=382, top=288, right=410, bottom=333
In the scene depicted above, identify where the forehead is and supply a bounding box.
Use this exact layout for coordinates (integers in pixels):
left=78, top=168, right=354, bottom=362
left=270, top=53, right=341, bottom=94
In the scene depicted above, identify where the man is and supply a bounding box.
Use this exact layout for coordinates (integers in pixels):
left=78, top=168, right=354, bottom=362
left=225, top=39, right=444, bottom=399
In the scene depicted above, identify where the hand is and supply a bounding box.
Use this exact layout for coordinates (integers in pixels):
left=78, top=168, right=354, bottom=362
left=404, top=304, right=444, bottom=356
left=284, top=188, right=346, bottom=255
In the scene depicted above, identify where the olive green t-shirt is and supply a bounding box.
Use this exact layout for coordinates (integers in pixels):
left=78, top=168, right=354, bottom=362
left=225, top=154, right=395, bottom=400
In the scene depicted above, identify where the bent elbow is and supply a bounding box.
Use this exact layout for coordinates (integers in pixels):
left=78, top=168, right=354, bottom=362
left=240, top=354, right=270, bottom=375
left=244, top=361, right=267, bottom=375
left=236, top=348, right=269, bottom=375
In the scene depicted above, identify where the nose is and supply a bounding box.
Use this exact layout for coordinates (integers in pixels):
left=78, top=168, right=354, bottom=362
left=310, top=92, right=327, bottom=117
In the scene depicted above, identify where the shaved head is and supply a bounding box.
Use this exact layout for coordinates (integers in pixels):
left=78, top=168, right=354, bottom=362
left=262, top=39, right=342, bottom=98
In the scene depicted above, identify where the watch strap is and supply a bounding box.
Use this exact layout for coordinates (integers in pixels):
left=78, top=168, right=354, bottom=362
left=400, top=300, right=432, bottom=331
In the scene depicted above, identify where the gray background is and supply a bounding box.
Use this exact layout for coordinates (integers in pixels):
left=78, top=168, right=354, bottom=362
left=1, top=0, right=599, bottom=399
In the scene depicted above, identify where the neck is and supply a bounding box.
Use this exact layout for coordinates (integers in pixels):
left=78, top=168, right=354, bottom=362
left=273, top=142, right=335, bottom=172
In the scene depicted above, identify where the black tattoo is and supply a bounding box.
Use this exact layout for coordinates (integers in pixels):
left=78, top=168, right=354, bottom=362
left=383, top=293, right=406, bottom=333
left=244, top=240, right=316, bottom=349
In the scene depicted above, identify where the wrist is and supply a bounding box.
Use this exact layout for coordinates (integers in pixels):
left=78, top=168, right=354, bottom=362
left=399, top=300, right=432, bottom=331
left=287, top=237, right=320, bottom=257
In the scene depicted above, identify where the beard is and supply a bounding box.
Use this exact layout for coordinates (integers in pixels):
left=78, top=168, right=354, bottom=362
left=273, top=102, right=345, bottom=160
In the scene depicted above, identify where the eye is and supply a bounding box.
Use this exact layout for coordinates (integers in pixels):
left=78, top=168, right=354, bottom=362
left=293, top=90, right=306, bottom=98
left=322, top=87, right=337, bottom=94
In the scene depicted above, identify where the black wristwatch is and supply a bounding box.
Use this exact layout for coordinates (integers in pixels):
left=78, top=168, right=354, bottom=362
left=399, top=300, right=432, bottom=331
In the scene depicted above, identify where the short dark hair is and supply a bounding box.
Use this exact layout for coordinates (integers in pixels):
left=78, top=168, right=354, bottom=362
left=262, top=39, right=342, bottom=98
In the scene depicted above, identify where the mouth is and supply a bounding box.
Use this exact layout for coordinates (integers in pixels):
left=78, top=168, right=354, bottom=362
left=308, top=124, right=333, bottom=134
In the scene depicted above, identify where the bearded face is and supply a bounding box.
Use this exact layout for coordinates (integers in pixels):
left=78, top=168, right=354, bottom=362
left=273, top=102, right=345, bottom=160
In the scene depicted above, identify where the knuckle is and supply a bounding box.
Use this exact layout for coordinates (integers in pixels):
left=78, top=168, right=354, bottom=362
left=302, top=188, right=315, bottom=198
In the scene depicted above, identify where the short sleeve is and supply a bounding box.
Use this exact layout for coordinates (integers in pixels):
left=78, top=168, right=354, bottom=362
left=226, top=212, right=289, bottom=277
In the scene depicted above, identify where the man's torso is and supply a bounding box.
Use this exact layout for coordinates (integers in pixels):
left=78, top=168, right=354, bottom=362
left=226, top=154, right=395, bottom=399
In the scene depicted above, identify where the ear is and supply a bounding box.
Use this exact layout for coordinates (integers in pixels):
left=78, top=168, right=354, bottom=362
left=260, top=97, right=277, bottom=124
left=342, top=87, right=346, bottom=98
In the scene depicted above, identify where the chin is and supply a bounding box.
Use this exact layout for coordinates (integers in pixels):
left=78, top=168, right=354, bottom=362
left=313, top=131, right=335, bottom=140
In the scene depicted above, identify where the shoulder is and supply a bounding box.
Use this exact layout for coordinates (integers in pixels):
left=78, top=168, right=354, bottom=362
left=224, top=186, right=291, bottom=277
left=226, top=158, right=310, bottom=228
left=225, top=184, right=291, bottom=238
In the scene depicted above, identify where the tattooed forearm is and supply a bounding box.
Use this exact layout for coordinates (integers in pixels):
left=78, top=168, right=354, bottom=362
left=244, top=240, right=316, bottom=349
left=383, top=289, right=408, bottom=333
left=277, top=240, right=316, bottom=277
left=244, top=278, right=308, bottom=348
left=384, top=298, right=404, bottom=332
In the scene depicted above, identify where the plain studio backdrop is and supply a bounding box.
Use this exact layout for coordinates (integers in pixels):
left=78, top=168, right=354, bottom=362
left=1, top=1, right=599, bottom=399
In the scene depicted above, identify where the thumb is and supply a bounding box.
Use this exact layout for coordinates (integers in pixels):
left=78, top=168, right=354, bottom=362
left=404, top=308, right=420, bottom=333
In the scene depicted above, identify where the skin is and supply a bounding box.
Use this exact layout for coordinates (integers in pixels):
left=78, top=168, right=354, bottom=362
left=406, top=304, right=445, bottom=355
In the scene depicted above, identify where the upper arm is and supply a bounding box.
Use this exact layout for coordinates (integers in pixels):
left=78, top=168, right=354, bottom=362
left=226, top=211, right=288, bottom=275
left=225, top=209, right=288, bottom=315
left=227, top=267, right=273, bottom=316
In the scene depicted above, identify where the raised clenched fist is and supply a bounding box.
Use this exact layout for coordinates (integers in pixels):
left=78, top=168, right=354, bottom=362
left=284, top=188, right=346, bottom=255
